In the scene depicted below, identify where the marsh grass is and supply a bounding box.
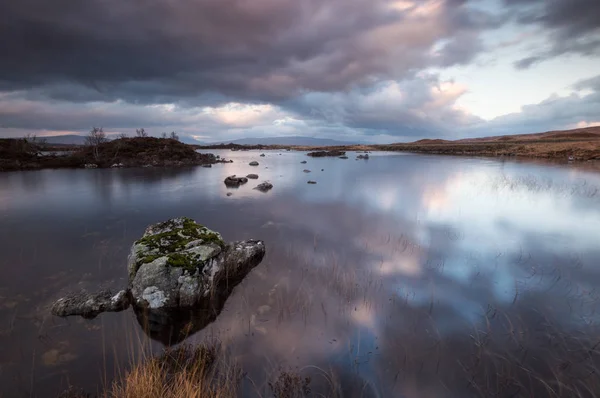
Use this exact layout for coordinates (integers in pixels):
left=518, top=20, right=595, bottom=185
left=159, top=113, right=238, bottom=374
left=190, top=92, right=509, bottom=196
left=105, top=342, right=241, bottom=398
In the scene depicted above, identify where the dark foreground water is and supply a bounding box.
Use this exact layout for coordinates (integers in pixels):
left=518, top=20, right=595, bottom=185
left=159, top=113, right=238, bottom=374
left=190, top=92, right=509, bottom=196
left=1, top=151, right=600, bottom=397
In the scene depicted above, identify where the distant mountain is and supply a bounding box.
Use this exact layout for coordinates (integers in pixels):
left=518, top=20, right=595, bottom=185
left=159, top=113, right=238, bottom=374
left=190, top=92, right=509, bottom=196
left=37, top=134, right=88, bottom=145
left=207, top=136, right=361, bottom=146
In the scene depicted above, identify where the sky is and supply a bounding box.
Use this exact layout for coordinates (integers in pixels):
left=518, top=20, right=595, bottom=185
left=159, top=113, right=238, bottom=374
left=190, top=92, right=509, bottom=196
left=0, top=0, right=599, bottom=143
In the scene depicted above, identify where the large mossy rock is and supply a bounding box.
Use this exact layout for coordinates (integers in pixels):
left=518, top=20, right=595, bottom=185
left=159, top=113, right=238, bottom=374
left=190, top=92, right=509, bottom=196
left=128, top=217, right=265, bottom=309
left=52, top=218, right=265, bottom=320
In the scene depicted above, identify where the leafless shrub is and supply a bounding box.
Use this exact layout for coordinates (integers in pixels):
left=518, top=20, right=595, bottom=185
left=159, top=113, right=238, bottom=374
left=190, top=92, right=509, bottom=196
left=85, top=127, right=107, bottom=161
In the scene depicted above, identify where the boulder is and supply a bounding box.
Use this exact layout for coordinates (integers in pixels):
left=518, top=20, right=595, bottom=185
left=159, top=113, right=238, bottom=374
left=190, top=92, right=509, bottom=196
left=127, top=218, right=264, bottom=310
left=224, top=175, right=248, bottom=187
left=254, top=182, right=273, bottom=192
left=52, top=218, right=265, bottom=321
left=246, top=174, right=259, bottom=179
left=51, top=289, right=130, bottom=318
left=249, top=161, right=259, bottom=166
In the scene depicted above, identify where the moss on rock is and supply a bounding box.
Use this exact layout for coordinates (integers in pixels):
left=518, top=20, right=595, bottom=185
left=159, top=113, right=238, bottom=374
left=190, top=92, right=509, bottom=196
left=131, top=217, right=224, bottom=275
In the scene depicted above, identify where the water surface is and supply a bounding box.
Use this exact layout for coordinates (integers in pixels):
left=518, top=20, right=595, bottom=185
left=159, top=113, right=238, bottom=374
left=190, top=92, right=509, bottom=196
left=1, top=151, right=600, bottom=397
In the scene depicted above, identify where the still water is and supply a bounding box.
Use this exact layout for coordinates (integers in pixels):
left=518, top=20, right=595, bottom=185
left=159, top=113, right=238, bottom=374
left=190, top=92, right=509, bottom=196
left=1, top=151, right=600, bottom=397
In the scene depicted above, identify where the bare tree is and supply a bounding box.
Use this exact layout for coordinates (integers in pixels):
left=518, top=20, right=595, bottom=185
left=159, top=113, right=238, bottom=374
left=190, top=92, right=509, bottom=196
left=169, top=131, right=179, bottom=141
left=136, top=128, right=148, bottom=138
left=116, top=132, right=127, bottom=140
left=161, top=132, right=168, bottom=139
left=86, top=127, right=107, bottom=161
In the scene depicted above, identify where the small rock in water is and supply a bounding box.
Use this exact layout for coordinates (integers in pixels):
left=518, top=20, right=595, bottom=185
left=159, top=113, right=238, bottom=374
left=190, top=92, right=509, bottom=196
left=246, top=174, right=259, bottom=179
left=226, top=192, right=233, bottom=197
left=300, top=161, right=307, bottom=164
left=51, top=289, right=130, bottom=318
left=201, top=164, right=212, bottom=168
left=303, top=169, right=311, bottom=173
left=254, top=182, right=273, bottom=192
left=260, top=153, right=265, bottom=157
left=84, top=163, right=98, bottom=169
left=249, top=161, right=259, bottom=166
left=321, top=169, right=324, bottom=171
left=356, top=154, right=369, bottom=159
left=339, top=156, right=348, bottom=159
left=224, top=175, right=248, bottom=187
left=307, top=180, right=317, bottom=184
left=111, top=163, right=124, bottom=168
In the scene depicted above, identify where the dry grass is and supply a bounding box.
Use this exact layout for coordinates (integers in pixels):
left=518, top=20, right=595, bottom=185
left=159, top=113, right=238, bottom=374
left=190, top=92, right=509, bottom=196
left=106, top=343, right=240, bottom=398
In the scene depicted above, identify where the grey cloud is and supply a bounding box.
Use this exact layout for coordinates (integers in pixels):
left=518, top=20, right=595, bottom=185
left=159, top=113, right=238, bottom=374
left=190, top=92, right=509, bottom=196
left=470, top=79, right=600, bottom=136
left=0, top=0, right=497, bottom=104
left=514, top=55, right=543, bottom=69
left=506, top=0, right=600, bottom=67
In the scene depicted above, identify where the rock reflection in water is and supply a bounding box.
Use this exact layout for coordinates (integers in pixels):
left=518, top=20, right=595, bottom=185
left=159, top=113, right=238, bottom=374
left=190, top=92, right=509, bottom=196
left=133, top=296, right=226, bottom=345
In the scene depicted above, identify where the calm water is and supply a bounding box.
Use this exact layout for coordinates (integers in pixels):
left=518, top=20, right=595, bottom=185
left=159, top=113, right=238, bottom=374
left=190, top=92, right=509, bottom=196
left=1, top=151, right=600, bottom=397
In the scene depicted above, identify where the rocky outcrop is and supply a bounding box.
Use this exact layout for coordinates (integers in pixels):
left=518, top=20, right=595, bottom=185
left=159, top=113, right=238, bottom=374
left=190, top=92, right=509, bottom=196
left=307, top=150, right=345, bottom=157
left=254, top=182, right=273, bottom=192
left=52, top=218, right=265, bottom=327
left=127, top=218, right=264, bottom=310
left=51, top=289, right=130, bottom=318
left=224, top=175, right=248, bottom=187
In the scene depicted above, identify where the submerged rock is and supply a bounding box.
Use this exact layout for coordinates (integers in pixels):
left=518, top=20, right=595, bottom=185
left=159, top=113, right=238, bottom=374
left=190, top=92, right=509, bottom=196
left=51, top=289, right=130, bottom=318
left=224, top=175, right=248, bottom=187
left=307, top=150, right=345, bottom=157
left=246, top=174, right=259, bottom=179
left=249, top=161, right=259, bottom=166
left=254, top=182, right=273, bottom=192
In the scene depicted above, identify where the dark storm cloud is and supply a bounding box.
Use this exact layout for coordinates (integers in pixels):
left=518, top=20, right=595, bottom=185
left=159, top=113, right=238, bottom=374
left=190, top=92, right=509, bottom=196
left=506, top=0, right=600, bottom=67
left=0, top=0, right=496, bottom=105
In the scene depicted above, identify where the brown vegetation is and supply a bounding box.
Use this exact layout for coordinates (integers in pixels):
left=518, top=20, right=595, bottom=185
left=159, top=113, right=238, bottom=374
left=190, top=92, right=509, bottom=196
left=0, top=137, right=220, bottom=171
left=107, top=343, right=241, bottom=398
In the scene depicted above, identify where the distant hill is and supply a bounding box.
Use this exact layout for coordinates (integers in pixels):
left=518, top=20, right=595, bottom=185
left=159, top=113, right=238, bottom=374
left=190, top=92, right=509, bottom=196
left=207, top=136, right=361, bottom=146
left=37, top=134, right=88, bottom=145
left=455, top=126, right=600, bottom=143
